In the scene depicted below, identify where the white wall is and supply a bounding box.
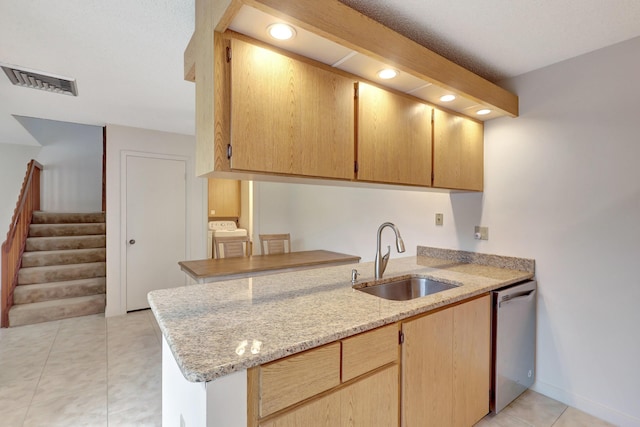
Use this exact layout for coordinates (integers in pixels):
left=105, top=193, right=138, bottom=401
left=15, top=117, right=103, bottom=212
left=253, top=36, right=640, bottom=426
left=105, top=124, right=207, bottom=317
left=253, top=181, right=473, bottom=262
left=481, top=36, right=640, bottom=427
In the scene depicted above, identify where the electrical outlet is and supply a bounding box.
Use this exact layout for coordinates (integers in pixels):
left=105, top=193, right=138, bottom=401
left=435, top=213, right=444, bottom=226
left=210, top=209, right=215, bottom=216
left=474, top=226, right=489, bottom=240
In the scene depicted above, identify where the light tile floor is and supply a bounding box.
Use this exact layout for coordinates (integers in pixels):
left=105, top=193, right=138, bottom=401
left=475, top=390, right=616, bottom=427
left=0, top=310, right=616, bottom=427
left=0, top=310, right=161, bottom=427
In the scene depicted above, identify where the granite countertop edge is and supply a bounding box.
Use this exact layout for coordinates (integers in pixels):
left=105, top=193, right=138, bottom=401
left=149, top=246, right=535, bottom=383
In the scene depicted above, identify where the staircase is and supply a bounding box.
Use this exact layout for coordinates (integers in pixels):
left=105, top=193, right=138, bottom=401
left=8, top=212, right=106, bottom=327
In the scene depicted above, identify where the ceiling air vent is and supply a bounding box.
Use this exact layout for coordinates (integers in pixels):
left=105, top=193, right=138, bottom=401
left=1, top=64, right=78, bottom=96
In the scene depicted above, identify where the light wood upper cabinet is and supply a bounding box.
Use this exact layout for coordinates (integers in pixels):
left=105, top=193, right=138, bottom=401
left=433, top=108, right=484, bottom=191
left=357, top=82, right=433, bottom=186
left=229, top=38, right=355, bottom=180
left=207, top=178, right=240, bottom=217
left=402, top=295, right=491, bottom=427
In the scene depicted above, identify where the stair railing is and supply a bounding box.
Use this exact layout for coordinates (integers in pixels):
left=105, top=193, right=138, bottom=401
left=1, top=160, right=42, bottom=327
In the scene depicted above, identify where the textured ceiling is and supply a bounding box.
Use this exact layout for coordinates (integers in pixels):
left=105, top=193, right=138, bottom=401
left=339, top=0, right=640, bottom=82
left=1, top=0, right=640, bottom=146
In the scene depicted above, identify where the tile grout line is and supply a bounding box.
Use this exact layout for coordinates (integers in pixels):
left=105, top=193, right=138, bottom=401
left=106, top=314, right=112, bottom=427
left=22, top=320, right=62, bottom=427
left=550, top=406, right=570, bottom=427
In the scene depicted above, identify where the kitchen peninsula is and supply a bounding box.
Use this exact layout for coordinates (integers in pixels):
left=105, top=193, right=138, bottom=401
left=149, top=247, right=534, bottom=427
left=179, top=250, right=361, bottom=283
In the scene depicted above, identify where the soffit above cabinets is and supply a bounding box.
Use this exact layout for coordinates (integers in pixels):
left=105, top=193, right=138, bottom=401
left=226, top=4, right=509, bottom=121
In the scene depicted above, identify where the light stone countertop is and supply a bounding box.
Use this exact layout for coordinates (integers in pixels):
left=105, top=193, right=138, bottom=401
left=148, top=246, right=534, bottom=383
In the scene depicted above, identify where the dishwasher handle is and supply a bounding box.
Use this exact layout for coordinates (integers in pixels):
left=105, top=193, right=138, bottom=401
left=499, top=289, right=536, bottom=308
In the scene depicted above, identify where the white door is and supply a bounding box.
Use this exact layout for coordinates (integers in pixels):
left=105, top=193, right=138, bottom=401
left=125, top=155, right=187, bottom=311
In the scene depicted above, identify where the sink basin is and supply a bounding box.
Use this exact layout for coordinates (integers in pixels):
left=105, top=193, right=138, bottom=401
left=356, top=276, right=459, bottom=301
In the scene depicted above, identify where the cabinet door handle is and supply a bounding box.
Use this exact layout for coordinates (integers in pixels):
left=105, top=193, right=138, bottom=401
left=129, top=239, right=136, bottom=245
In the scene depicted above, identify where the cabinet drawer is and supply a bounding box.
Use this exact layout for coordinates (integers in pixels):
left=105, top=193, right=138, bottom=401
left=259, top=342, right=341, bottom=417
left=342, top=324, right=399, bottom=382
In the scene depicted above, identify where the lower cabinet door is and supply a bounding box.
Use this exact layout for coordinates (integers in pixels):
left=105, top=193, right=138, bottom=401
left=401, top=295, right=490, bottom=427
left=341, top=364, right=399, bottom=427
left=452, top=295, right=491, bottom=427
left=260, top=392, right=341, bottom=427
left=402, top=307, right=454, bottom=427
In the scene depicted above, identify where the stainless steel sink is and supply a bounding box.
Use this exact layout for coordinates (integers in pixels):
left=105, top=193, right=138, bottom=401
left=356, top=276, right=459, bottom=301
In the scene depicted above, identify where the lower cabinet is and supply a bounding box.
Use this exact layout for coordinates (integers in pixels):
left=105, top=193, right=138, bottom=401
left=261, top=365, right=398, bottom=427
left=249, top=295, right=490, bottom=427
left=249, top=324, right=399, bottom=427
left=401, top=294, right=491, bottom=427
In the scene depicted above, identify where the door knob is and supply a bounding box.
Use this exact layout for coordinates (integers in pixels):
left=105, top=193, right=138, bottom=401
left=129, top=239, right=136, bottom=245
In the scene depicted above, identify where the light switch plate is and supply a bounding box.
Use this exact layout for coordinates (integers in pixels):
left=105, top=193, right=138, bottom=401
left=435, top=213, right=444, bottom=226
left=474, top=226, right=489, bottom=240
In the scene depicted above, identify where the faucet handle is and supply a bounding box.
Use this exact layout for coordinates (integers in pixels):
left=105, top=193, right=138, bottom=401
left=382, top=245, right=391, bottom=261
left=351, top=269, right=360, bottom=283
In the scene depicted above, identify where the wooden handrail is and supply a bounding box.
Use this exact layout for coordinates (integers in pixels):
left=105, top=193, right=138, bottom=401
left=1, top=160, right=42, bottom=327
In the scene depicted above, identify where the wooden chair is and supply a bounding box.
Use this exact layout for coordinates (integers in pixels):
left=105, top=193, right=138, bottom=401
left=214, top=235, right=250, bottom=259
left=259, top=233, right=291, bottom=255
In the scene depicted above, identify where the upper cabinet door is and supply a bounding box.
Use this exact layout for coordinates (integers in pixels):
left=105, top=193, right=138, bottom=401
left=230, top=38, right=355, bottom=180
left=433, top=109, right=484, bottom=191
left=356, top=82, right=432, bottom=186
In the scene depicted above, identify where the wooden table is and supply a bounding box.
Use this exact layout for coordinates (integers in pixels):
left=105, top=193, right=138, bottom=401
left=179, top=250, right=361, bottom=284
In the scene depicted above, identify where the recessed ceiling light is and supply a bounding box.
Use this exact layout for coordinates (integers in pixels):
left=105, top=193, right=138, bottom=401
left=377, top=68, right=398, bottom=80
left=440, top=94, right=456, bottom=102
left=477, top=109, right=492, bottom=116
left=267, top=23, right=296, bottom=40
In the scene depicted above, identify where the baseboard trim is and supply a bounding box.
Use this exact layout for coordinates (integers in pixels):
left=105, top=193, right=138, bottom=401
left=532, top=380, right=640, bottom=427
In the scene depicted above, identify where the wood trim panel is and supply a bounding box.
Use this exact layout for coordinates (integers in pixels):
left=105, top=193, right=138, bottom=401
left=194, top=0, right=215, bottom=175
left=341, top=323, right=399, bottom=382
left=247, top=367, right=260, bottom=427
left=241, top=0, right=518, bottom=117
left=259, top=342, right=341, bottom=417
left=184, top=34, right=196, bottom=82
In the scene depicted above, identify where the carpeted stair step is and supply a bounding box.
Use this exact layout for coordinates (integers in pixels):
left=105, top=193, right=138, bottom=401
left=31, top=211, right=105, bottom=224
left=13, top=277, right=106, bottom=304
left=21, top=248, right=106, bottom=267
left=25, top=235, right=106, bottom=251
left=8, top=294, right=106, bottom=327
left=29, top=223, right=105, bottom=237
left=18, top=262, right=106, bottom=285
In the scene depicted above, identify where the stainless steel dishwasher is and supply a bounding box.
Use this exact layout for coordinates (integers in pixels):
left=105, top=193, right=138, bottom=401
left=491, top=279, right=537, bottom=413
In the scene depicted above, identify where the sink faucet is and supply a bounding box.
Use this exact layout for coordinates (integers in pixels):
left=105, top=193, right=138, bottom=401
left=374, top=222, right=406, bottom=279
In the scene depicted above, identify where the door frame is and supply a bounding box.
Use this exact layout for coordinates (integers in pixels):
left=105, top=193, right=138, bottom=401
left=119, top=150, right=190, bottom=312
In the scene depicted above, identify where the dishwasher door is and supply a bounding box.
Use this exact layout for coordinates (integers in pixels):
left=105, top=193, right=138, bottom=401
left=491, top=280, right=537, bottom=413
